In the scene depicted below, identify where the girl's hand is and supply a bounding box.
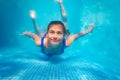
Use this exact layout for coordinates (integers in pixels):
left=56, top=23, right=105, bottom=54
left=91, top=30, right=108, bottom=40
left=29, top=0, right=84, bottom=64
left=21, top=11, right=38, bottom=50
left=56, top=0, right=62, bottom=3
left=30, top=10, right=36, bottom=19
left=87, top=23, right=94, bottom=33
left=20, top=31, right=29, bottom=36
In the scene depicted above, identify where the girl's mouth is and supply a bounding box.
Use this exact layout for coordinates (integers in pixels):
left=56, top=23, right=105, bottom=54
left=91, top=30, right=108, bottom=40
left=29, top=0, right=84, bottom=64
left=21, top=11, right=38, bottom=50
left=52, top=39, right=59, bottom=42
left=51, top=38, right=60, bottom=43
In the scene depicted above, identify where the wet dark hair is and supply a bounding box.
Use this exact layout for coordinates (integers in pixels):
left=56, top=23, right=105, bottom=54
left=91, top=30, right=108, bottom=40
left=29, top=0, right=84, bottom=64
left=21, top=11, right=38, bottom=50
left=47, top=21, right=70, bottom=36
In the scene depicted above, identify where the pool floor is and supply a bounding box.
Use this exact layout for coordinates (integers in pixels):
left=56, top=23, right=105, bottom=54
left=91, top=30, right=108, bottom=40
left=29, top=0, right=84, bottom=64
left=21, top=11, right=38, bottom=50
left=0, top=49, right=119, bottom=80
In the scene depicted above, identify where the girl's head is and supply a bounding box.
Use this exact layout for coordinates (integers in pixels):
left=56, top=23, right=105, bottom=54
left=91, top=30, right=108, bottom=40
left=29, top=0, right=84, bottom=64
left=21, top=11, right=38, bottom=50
left=47, top=21, right=66, bottom=35
left=46, top=21, right=67, bottom=45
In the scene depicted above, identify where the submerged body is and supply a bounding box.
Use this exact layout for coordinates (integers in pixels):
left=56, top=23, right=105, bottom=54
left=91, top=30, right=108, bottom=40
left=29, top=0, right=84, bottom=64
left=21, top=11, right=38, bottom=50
left=21, top=0, right=94, bottom=56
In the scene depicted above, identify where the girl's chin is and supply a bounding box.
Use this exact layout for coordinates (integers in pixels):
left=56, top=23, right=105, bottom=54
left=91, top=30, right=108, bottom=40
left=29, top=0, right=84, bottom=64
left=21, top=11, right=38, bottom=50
left=51, top=42, right=59, bottom=45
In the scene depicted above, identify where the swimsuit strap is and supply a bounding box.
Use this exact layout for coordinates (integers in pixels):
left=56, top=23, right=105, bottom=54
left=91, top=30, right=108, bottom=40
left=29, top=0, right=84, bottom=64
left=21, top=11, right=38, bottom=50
left=61, top=38, right=65, bottom=53
left=41, top=33, right=46, bottom=53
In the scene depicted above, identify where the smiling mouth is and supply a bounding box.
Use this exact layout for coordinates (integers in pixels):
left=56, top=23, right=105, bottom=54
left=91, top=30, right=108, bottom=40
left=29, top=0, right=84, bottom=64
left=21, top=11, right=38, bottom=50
left=52, top=40, right=59, bottom=42
left=51, top=39, right=60, bottom=43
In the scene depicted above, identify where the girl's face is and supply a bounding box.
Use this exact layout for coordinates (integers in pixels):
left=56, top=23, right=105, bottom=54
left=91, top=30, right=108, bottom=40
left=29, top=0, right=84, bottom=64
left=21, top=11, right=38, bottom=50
left=47, top=24, right=64, bottom=45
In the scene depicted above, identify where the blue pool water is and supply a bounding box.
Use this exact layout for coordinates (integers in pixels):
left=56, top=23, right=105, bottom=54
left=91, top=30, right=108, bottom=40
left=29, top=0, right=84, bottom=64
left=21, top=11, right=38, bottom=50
left=0, top=0, right=120, bottom=80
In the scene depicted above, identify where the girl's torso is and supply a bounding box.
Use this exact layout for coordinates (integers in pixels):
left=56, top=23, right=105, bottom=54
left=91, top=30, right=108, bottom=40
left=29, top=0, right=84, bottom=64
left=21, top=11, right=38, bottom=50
left=40, top=36, right=66, bottom=56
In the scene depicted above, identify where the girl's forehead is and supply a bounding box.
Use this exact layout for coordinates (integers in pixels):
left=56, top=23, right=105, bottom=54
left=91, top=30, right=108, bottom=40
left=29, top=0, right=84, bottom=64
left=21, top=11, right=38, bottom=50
left=49, top=24, right=63, bottom=31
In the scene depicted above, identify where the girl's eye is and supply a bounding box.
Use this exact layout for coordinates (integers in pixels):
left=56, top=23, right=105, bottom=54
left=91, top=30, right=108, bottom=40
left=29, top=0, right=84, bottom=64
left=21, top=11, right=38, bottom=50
left=57, top=31, right=62, bottom=35
left=49, top=31, right=54, bottom=34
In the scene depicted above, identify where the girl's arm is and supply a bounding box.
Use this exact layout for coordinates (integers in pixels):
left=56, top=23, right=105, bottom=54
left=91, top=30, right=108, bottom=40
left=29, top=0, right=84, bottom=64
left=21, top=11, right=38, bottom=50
left=57, top=0, right=70, bottom=37
left=66, top=23, right=94, bottom=46
left=21, top=31, right=41, bottom=46
left=30, top=10, right=42, bottom=37
left=57, top=0, right=67, bottom=26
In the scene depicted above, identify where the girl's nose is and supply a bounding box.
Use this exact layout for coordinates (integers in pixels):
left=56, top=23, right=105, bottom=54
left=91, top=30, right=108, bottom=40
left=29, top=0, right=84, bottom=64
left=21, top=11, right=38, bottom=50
left=54, top=33, right=58, bottom=37
left=53, top=33, right=58, bottom=39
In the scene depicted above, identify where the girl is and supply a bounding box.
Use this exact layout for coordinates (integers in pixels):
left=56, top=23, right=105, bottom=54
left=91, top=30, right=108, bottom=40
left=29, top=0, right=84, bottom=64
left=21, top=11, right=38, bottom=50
left=21, top=0, right=94, bottom=56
